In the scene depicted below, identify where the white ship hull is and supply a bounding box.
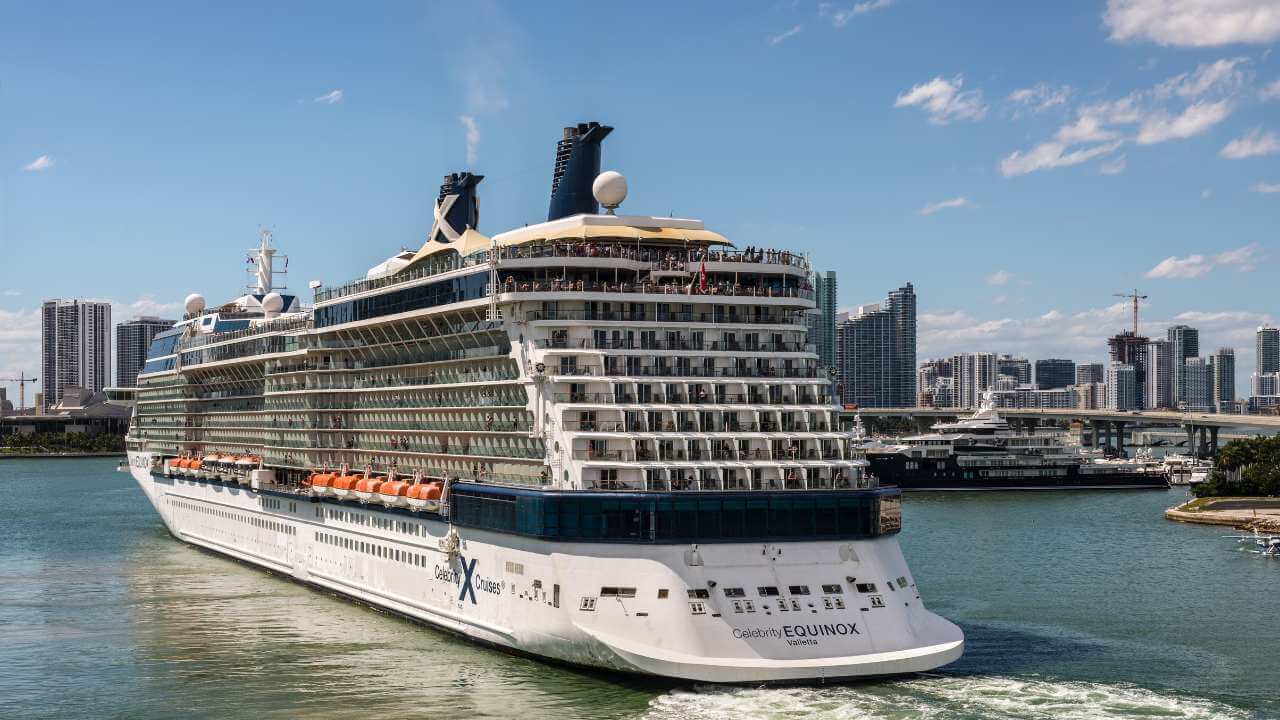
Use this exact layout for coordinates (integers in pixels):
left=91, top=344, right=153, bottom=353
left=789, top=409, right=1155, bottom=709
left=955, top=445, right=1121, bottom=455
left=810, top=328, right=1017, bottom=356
left=128, top=450, right=962, bottom=683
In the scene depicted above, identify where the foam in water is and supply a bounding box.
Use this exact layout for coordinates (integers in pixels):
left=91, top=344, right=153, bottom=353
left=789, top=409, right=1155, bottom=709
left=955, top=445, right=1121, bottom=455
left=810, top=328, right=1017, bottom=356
left=642, top=675, right=1250, bottom=720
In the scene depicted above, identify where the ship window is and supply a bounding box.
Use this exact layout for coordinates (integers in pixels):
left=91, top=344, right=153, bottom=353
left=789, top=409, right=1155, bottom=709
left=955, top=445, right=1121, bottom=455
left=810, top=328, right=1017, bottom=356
left=657, top=589, right=669, bottom=599
left=758, top=586, right=780, bottom=597
left=897, top=576, right=909, bottom=588
left=599, top=587, right=636, bottom=598
left=821, top=584, right=843, bottom=594
left=788, top=585, right=810, bottom=596
left=723, top=587, right=746, bottom=598
left=855, top=583, right=878, bottom=594
left=687, top=588, right=710, bottom=599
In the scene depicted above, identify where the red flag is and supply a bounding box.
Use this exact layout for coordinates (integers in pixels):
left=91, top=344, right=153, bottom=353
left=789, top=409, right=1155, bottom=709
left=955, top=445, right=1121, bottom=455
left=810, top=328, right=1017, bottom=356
left=699, top=261, right=707, bottom=293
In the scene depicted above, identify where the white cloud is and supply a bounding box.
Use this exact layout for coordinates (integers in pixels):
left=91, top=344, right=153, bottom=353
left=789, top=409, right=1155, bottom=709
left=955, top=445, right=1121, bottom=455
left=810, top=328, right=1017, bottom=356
left=986, top=270, right=1012, bottom=286
left=1202, top=187, right=1214, bottom=198
left=1251, top=181, right=1280, bottom=193
left=768, top=24, right=803, bottom=45
left=460, top=115, right=480, bottom=166
left=1136, top=100, right=1232, bottom=144
left=2, top=289, right=20, bottom=297
left=1040, top=310, right=1064, bottom=321
left=894, top=75, right=987, bottom=125
left=820, top=0, right=895, bottom=27
left=1104, top=0, right=1280, bottom=47
left=1144, top=243, right=1263, bottom=278
left=313, top=89, right=343, bottom=104
left=919, top=197, right=970, bottom=215
left=1099, top=154, right=1129, bottom=174
left=1219, top=127, right=1280, bottom=158
left=22, top=155, right=53, bottom=172
left=461, top=63, right=509, bottom=115
left=1263, top=79, right=1280, bottom=100
left=1007, top=83, right=1073, bottom=115
left=992, top=295, right=1009, bottom=305
left=1000, top=140, right=1122, bottom=177
left=1153, top=57, right=1249, bottom=99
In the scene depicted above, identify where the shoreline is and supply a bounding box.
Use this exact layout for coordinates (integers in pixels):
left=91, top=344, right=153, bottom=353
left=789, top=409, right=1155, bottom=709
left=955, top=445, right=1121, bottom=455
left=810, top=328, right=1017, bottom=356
left=0, top=452, right=125, bottom=460
left=1165, top=497, right=1280, bottom=532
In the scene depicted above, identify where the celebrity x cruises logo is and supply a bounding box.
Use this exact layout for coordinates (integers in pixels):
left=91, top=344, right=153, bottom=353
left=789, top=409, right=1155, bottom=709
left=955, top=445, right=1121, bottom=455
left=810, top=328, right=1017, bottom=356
left=458, top=555, right=478, bottom=604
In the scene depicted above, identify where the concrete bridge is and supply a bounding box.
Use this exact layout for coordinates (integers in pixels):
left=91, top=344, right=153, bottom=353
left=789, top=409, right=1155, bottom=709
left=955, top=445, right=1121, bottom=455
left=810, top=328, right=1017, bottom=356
left=843, top=407, right=1280, bottom=458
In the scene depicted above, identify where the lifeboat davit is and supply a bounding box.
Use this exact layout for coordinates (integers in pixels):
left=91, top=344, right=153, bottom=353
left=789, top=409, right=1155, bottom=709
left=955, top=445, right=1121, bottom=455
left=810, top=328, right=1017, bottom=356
left=216, top=455, right=235, bottom=482
left=406, top=481, right=444, bottom=512
left=201, top=455, right=219, bottom=479
left=308, top=472, right=336, bottom=497
left=331, top=473, right=362, bottom=500
left=376, top=479, right=411, bottom=508
left=234, top=456, right=257, bottom=484
left=354, top=475, right=385, bottom=503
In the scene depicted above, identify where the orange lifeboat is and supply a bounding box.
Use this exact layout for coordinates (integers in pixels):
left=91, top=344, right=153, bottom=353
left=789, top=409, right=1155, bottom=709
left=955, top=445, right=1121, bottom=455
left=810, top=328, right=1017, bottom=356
left=166, top=458, right=182, bottom=476
left=309, top=473, right=336, bottom=497
left=406, top=481, right=444, bottom=512
left=353, top=475, right=385, bottom=503
left=376, top=479, right=411, bottom=508
left=188, top=459, right=203, bottom=476
left=331, top=473, right=362, bottom=500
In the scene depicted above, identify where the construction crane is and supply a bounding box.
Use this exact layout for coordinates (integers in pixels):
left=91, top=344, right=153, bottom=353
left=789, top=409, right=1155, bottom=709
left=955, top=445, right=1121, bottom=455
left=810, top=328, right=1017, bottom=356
left=0, top=372, right=39, bottom=413
left=1114, top=289, right=1148, bottom=335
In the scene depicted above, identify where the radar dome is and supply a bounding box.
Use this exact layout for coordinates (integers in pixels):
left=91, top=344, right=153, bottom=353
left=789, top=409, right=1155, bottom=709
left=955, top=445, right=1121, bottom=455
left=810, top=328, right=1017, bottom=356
left=184, top=293, right=206, bottom=315
left=592, top=171, right=628, bottom=213
left=261, top=292, right=285, bottom=314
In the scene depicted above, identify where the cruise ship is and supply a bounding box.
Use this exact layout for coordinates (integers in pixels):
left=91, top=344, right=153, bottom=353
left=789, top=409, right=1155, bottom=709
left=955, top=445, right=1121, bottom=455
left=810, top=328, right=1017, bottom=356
left=859, top=399, right=1169, bottom=491
left=125, top=122, right=963, bottom=683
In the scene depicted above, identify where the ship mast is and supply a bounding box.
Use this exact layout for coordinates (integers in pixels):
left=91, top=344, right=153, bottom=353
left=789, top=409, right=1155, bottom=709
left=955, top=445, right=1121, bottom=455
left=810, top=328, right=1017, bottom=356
left=247, top=228, right=287, bottom=294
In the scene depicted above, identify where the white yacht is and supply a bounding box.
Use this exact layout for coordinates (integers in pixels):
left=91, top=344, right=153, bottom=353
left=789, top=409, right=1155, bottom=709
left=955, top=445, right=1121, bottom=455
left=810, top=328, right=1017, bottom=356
left=125, top=122, right=963, bottom=683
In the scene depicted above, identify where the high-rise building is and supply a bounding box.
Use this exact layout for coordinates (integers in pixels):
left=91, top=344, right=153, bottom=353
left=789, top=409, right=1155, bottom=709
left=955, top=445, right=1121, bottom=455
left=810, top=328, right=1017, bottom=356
left=997, top=355, right=1032, bottom=386
left=1034, top=358, right=1075, bottom=390
left=952, top=352, right=997, bottom=408
left=115, top=316, right=176, bottom=388
left=990, top=386, right=1076, bottom=409
left=1076, top=381, right=1108, bottom=410
left=834, top=283, right=916, bottom=407
left=1167, top=324, right=1199, bottom=404
left=916, top=358, right=953, bottom=407
left=1258, top=326, right=1280, bottom=375
left=1143, top=339, right=1174, bottom=410
left=1183, top=357, right=1213, bottom=411
left=1212, top=347, right=1235, bottom=412
left=1106, top=363, right=1137, bottom=410
left=1076, top=362, right=1104, bottom=386
left=1107, top=331, right=1148, bottom=408
left=806, top=270, right=838, bottom=371
left=41, top=299, right=112, bottom=413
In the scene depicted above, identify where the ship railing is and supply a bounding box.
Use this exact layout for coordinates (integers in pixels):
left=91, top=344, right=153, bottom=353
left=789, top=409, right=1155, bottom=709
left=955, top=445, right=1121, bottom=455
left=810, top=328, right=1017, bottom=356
left=535, top=339, right=813, bottom=353
left=547, top=365, right=822, bottom=380
left=494, top=242, right=809, bottom=271
left=177, top=316, right=313, bottom=351
left=499, top=278, right=812, bottom=301
left=265, top=371, right=519, bottom=392
left=525, top=309, right=805, bottom=325
left=314, top=254, right=480, bottom=303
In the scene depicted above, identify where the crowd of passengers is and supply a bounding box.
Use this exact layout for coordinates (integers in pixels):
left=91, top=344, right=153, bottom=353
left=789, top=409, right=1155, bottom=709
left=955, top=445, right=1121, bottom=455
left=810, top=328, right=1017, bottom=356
left=497, top=241, right=804, bottom=268
left=499, top=274, right=811, bottom=297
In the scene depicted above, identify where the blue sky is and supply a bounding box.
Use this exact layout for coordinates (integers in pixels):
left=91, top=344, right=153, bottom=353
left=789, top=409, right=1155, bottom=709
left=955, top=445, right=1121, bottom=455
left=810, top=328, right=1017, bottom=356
left=2, top=0, right=1278, bottom=402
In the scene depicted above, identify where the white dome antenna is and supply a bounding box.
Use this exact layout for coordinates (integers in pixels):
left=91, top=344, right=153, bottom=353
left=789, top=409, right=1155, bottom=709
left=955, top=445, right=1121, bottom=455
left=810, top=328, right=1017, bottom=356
left=592, top=171, right=628, bottom=215
left=262, top=292, right=285, bottom=316
left=184, top=293, right=206, bottom=316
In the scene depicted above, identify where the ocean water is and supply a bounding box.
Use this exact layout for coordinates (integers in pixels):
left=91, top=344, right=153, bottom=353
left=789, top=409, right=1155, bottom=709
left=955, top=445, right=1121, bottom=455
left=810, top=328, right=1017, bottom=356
left=1, top=457, right=1275, bottom=720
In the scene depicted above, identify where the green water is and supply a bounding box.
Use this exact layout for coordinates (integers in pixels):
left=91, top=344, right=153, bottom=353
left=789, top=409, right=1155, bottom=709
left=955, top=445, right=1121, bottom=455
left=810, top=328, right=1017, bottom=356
left=1, top=458, right=1275, bottom=719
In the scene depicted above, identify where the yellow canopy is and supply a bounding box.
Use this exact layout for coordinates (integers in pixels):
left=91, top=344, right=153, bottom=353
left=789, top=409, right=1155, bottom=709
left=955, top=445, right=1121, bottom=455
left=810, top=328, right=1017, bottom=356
left=404, top=228, right=492, bottom=269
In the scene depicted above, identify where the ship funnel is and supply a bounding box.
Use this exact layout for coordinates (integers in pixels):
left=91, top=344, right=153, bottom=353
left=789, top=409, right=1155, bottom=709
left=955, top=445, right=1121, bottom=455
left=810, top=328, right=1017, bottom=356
left=431, top=172, right=483, bottom=244
left=547, top=121, right=613, bottom=221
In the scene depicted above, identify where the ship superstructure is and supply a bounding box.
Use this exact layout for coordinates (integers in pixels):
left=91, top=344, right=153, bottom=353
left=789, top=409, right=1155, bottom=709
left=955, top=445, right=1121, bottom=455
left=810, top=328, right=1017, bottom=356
left=125, top=122, right=963, bottom=683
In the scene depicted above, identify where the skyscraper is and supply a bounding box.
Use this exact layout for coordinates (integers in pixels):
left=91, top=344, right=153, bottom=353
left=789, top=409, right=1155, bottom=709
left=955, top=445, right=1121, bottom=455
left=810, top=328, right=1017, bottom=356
left=1076, top=362, right=1104, bottom=386
left=1183, top=357, right=1213, bottom=411
left=1167, top=324, right=1199, bottom=404
left=1107, top=331, right=1148, bottom=408
left=1143, top=339, right=1173, bottom=410
left=41, top=299, right=112, bottom=412
left=807, top=270, right=838, bottom=371
left=1034, top=358, right=1075, bottom=390
left=116, top=316, right=176, bottom=388
left=952, top=352, right=997, bottom=408
left=1106, top=363, right=1137, bottom=410
left=1257, top=326, right=1279, bottom=375
left=1212, top=347, right=1235, bottom=412
left=997, top=355, right=1032, bottom=385
left=834, top=283, right=916, bottom=407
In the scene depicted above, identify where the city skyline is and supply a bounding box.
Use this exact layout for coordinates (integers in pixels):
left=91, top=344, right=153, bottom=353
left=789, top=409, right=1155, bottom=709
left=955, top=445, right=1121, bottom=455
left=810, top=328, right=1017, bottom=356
left=2, top=1, right=1278, bottom=401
